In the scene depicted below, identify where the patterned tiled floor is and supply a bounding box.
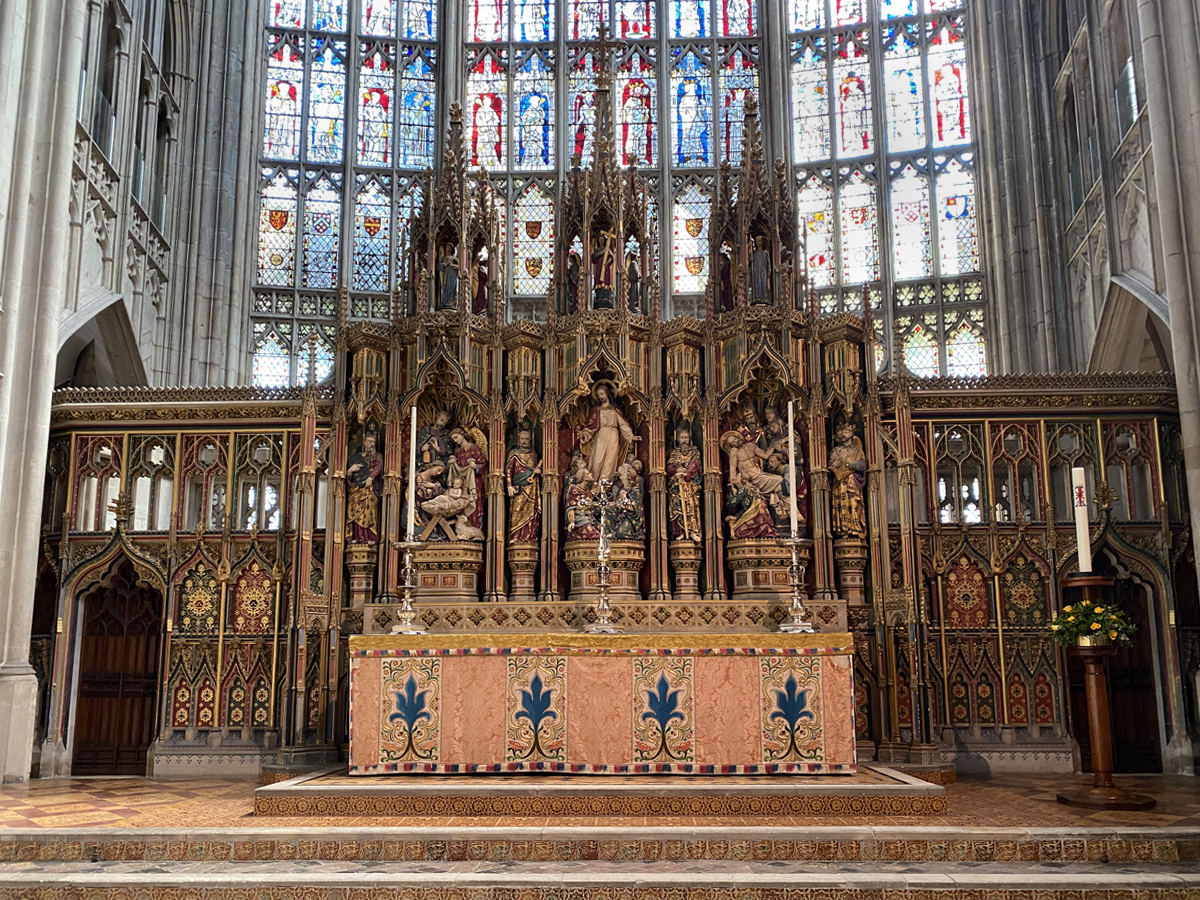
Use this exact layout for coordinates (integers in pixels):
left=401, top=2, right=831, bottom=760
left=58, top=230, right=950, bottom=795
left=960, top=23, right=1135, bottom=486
left=0, top=773, right=1198, bottom=830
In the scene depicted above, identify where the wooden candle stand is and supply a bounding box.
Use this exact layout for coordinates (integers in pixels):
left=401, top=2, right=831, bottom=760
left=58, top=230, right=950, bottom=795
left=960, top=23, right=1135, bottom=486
left=1055, top=574, right=1156, bottom=811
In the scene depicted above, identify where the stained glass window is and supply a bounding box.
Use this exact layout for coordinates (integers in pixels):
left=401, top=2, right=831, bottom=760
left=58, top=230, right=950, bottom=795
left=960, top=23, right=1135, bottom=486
left=881, top=0, right=918, bottom=16
left=467, top=52, right=508, bottom=169
left=791, top=39, right=828, bottom=164
left=719, top=0, right=755, bottom=36
left=617, top=0, right=656, bottom=38
left=513, top=184, right=555, bottom=295
left=567, top=0, right=605, bottom=39
left=672, top=0, right=709, bottom=37
left=904, top=323, right=940, bottom=377
left=791, top=0, right=824, bottom=31
left=788, top=0, right=985, bottom=375
left=258, top=169, right=299, bottom=286
left=257, top=0, right=439, bottom=383
left=883, top=25, right=923, bottom=152
left=307, top=38, right=346, bottom=164
left=929, top=19, right=970, bottom=147
left=568, top=50, right=598, bottom=165
left=946, top=319, right=986, bottom=377
left=890, top=164, right=931, bottom=280
left=719, top=46, right=758, bottom=166
left=833, top=0, right=866, bottom=26
left=264, top=37, right=304, bottom=160
left=936, top=156, right=977, bottom=274
left=295, top=329, right=336, bottom=385
left=834, top=33, right=871, bottom=158
left=514, top=0, right=554, bottom=41
left=514, top=51, right=554, bottom=170
left=839, top=170, right=878, bottom=284
left=360, top=0, right=395, bottom=35
left=618, top=50, right=658, bottom=166
left=252, top=328, right=292, bottom=387
left=311, top=0, right=347, bottom=31
left=672, top=49, right=711, bottom=167
left=797, top=175, right=835, bottom=288
left=353, top=176, right=391, bottom=291
left=271, top=0, right=304, bottom=29
left=672, top=183, right=711, bottom=294
left=397, top=48, right=437, bottom=168
left=402, top=0, right=437, bottom=39
left=303, top=172, right=342, bottom=288
left=468, top=0, right=508, bottom=41
left=358, top=44, right=393, bottom=166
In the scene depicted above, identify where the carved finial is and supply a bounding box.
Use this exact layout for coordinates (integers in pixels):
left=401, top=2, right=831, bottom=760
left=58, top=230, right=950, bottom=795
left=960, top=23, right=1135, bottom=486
left=108, top=495, right=132, bottom=531
left=449, top=101, right=463, bottom=124
left=305, top=330, right=319, bottom=385
left=1094, top=480, right=1119, bottom=512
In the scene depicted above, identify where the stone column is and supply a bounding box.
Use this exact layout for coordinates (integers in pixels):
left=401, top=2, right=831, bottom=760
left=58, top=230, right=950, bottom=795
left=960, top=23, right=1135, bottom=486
left=1134, top=0, right=1200, bottom=775
left=0, top=0, right=88, bottom=782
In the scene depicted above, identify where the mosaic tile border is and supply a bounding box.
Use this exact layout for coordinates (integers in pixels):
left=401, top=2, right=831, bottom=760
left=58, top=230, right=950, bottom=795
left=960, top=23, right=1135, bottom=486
left=346, top=762, right=858, bottom=775
left=1, top=885, right=1199, bottom=900
left=251, top=793, right=945, bottom=818
left=2, top=832, right=1198, bottom=863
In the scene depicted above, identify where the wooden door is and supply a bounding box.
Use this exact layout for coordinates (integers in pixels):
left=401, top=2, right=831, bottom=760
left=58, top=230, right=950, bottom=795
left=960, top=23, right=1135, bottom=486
left=72, top=561, right=162, bottom=776
left=1068, top=576, right=1163, bottom=774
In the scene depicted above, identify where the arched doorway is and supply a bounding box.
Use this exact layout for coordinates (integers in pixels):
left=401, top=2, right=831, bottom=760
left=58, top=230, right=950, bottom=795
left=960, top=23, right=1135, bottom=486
left=72, top=560, right=163, bottom=775
left=1068, top=552, right=1164, bottom=773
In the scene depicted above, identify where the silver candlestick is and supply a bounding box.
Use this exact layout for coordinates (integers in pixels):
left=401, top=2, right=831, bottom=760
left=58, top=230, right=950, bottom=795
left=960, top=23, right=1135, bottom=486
left=579, top=478, right=635, bottom=634
left=778, top=537, right=815, bottom=633
left=390, top=539, right=427, bottom=634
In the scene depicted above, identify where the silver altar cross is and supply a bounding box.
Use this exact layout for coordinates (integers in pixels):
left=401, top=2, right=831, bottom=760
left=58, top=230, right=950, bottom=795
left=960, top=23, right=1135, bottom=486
left=578, top=478, right=636, bottom=633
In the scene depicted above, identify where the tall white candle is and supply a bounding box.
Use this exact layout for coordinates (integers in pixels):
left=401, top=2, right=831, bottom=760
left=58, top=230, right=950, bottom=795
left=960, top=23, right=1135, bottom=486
left=1071, top=467, right=1091, bottom=573
left=788, top=401, right=799, bottom=538
left=406, top=406, right=418, bottom=541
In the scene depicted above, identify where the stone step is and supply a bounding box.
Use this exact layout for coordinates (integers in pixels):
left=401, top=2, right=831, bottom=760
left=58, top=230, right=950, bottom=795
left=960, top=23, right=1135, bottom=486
left=2, top=859, right=1200, bottom=894
left=2, top=826, right=1197, bottom=864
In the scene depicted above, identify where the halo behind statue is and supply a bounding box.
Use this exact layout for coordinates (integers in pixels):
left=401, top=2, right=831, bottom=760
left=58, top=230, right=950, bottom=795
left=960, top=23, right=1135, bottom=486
left=590, top=379, right=618, bottom=405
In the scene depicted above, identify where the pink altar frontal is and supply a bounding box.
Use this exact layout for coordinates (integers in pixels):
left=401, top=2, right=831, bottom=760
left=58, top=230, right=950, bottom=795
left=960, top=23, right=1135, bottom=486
left=348, top=632, right=856, bottom=775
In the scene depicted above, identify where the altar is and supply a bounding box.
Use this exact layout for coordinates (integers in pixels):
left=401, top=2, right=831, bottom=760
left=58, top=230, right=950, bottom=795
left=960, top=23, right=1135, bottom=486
left=348, top=632, right=856, bottom=775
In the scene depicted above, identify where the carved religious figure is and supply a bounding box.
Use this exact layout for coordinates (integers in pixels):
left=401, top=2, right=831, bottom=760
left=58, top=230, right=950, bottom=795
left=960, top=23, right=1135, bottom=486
left=829, top=421, right=868, bottom=538
left=751, top=235, right=772, bottom=304
left=505, top=430, right=542, bottom=543
left=667, top=427, right=702, bottom=542
left=346, top=432, right=384, bottom=544
left=592, top=229, right=618, bottom=309
left=721, top=432, right=778, bottom=539
left=563, top=456, right=600, bottom=540
left=565, top=250, right=582, bottom=312
left=418, top=409, right=452, bottom=466
left=612, top=453, right=645, bottom=541
left=472, top=247, right=490, bottom=314
left=736, top=404, right=764, bottom=449
left=448, top=426, right=488, bottom=539
left=437, top=244, right=460, bottom=311
left=625, top=250, right=641, bottom=312
left=577, top=383, right=639, bottom=484
left=718, top=245, right=734, bottom=311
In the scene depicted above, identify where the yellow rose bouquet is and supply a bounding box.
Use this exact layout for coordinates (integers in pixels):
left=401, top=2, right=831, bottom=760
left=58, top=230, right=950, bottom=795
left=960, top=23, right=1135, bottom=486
left=1049, top=601, right=1135, bottom=647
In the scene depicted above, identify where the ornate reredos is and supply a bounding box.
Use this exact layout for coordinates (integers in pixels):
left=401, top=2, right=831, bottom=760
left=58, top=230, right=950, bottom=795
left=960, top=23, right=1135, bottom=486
left=406, top=351, right=488, bottom=432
